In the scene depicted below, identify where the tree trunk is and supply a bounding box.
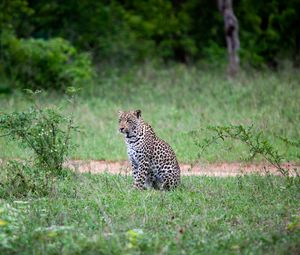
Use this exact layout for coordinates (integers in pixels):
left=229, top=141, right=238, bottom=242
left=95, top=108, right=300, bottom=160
left=218, top=0, right=240, bottom=77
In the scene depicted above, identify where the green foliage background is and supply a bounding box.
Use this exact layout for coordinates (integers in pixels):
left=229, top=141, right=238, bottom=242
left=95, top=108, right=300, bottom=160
left=0, top=31, right=93, bottom=90
left=1, top=0, right=300, bottom=68
left=0, top=3, right=299, bottom=253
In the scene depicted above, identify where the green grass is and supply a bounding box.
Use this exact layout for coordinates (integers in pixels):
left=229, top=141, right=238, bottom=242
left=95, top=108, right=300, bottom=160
left=0, top=173, right=299, bottom=254
left=0, top=65, right=299, bottom=163
left=1, top=65, right=299, bottom=254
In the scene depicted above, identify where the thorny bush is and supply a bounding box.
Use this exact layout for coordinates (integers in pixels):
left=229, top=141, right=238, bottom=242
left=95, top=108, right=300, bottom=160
left=0, top=90, right=79, bottom=197
left=191, top=124, right=299, bottom=183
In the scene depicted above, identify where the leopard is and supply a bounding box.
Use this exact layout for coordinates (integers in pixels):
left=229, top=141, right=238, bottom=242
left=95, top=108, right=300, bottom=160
left=118, top=109, right=180, bottom=190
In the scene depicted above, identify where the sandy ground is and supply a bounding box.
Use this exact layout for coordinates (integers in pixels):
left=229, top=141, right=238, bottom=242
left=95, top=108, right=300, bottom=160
left=65, top=160, right=299, bottom=177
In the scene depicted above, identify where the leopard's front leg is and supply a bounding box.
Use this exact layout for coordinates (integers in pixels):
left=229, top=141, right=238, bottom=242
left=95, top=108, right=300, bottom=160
left=133, top=159, right=150, bottom=190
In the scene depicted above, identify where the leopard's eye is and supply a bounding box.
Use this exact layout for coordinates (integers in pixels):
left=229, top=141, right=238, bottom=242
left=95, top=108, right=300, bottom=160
left=127, top=119, right=133, bottom=124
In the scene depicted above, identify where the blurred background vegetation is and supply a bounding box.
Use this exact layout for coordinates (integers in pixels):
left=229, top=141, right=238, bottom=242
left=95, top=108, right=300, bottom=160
left=0, top=3, right=299, bottom=254
left=1, top=0, right=300, bottom=90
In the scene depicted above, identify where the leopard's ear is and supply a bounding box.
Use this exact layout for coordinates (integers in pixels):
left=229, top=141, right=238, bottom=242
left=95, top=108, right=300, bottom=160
left=118, top=110, right=123, bottom=117
left=134, top=109, right=142, bottom=118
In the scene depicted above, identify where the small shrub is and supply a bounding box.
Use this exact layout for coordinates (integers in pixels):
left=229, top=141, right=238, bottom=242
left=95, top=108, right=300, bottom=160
left=0, top=31, right=94, bottom=90
left=0, top=91, right=79, bottom=198
left=0, top=91, right=78, bottom=174
left=192, top=125, right=293, bottom=176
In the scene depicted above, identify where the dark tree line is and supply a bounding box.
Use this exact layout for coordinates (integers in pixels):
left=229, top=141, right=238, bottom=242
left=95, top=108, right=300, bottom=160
left=1, top=0, right=300, bottom=67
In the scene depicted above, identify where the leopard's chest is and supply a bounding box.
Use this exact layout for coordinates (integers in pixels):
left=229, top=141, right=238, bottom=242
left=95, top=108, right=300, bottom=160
left=126, top=138, right=145, bottom=163
left=127, top=146, right=138, bottom=160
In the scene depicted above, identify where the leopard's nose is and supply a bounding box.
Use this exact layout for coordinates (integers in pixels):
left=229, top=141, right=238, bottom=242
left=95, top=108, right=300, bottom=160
left=119, top=127, right=125, bottom=133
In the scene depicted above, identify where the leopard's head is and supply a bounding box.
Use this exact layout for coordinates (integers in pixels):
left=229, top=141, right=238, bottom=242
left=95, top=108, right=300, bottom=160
left=118, top=110, right=142, bottom=138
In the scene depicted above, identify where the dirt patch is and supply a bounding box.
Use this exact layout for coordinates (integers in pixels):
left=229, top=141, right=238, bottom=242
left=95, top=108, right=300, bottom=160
left=65, top=160, right=299, bottom=177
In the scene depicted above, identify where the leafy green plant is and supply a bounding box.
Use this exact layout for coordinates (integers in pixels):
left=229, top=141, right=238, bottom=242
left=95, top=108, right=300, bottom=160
left=0, top=31, right=94, bottom=90
left=279, top=136, right=300, bottom=160
left=192, top=125, right=293, bottom=176
left=0, top=90, right=79, bottom=198
left=0, top=90, right=78, bottom=174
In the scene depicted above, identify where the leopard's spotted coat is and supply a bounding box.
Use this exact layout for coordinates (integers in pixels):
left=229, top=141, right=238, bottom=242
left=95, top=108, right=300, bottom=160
left=118, top=110, right=180, bottom=190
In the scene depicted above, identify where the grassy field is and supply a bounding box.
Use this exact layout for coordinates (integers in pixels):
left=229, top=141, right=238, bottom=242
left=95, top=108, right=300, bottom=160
left=0, top=173, right=299, bottom=254
left=1, top=65, right=299, bottom=163
left=0, top=66, right=299, bottom=254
